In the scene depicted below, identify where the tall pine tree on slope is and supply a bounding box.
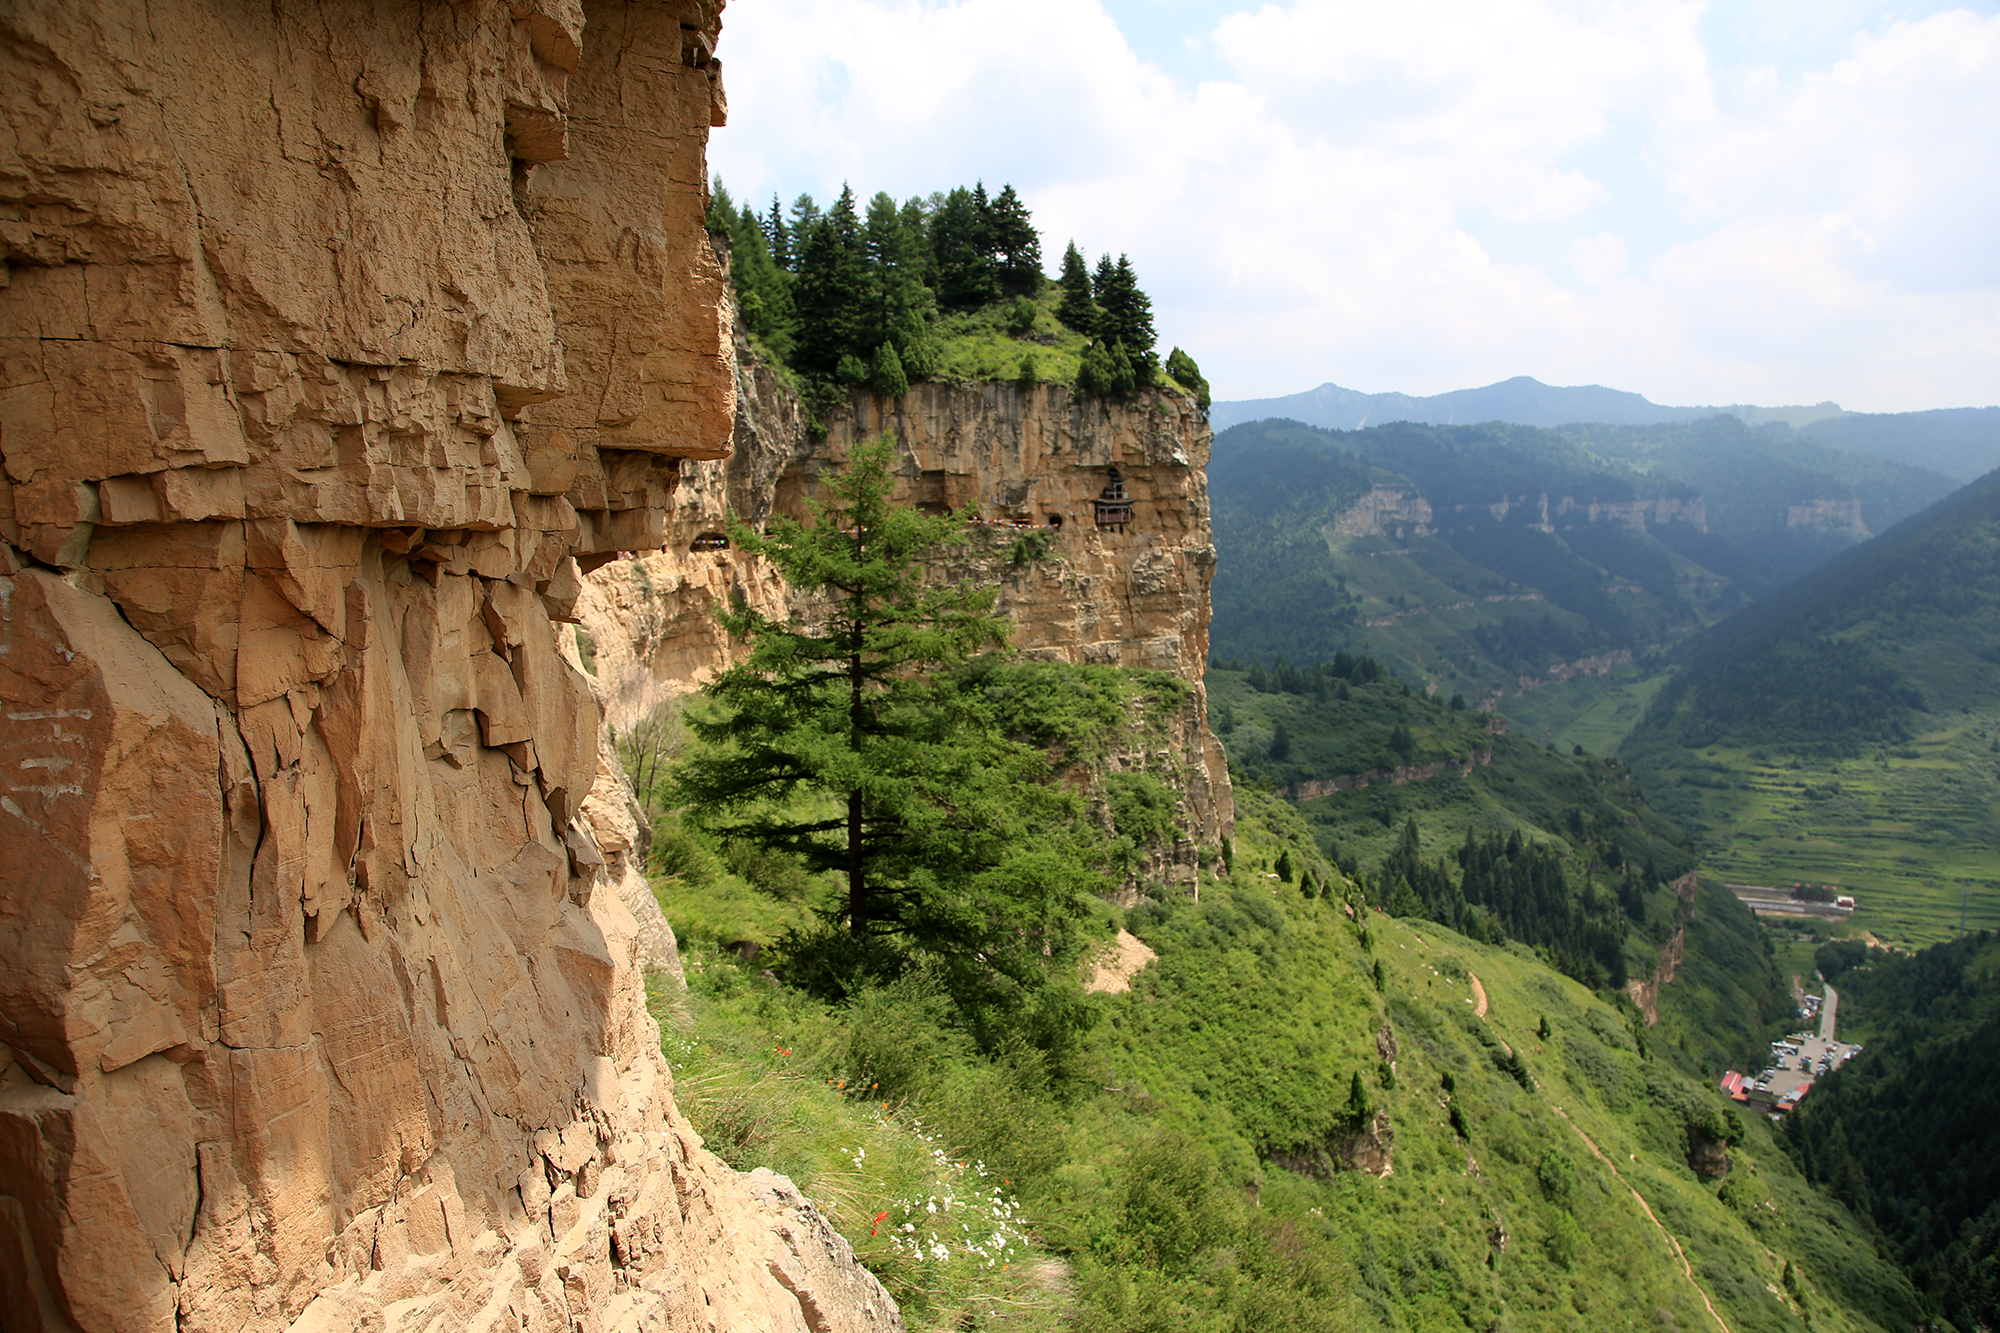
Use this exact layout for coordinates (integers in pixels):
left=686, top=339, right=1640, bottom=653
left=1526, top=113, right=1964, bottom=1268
left=672, top=440, right=1106, bottom=1009
left=792, top=185, right=869, bottom=377
left=1095, top=253, right=1159, bottom=373
left=1057, top=241, right=1099, bottom=336
left=990, top=184, right=1043, bottom=299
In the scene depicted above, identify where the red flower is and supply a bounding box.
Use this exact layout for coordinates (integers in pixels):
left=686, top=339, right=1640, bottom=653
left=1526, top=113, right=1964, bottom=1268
left=871, top=1211, right=890, bottom=1236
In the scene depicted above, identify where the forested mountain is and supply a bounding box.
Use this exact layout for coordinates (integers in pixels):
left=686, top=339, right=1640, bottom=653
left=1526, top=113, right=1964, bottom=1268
left=1561, top=417, right=1955, bottom=596
left=1206, top=417, right=1953, bottom=711
left=1629, top=465, right=2000, bottom=758
left=1212, top=379, right=2000, bottom=481
left=1209, top=653, right=1695, bottom=993
left=1787, top=932, right=2000, bottom=1332
left=1616, top=466, right=2000, bottom=944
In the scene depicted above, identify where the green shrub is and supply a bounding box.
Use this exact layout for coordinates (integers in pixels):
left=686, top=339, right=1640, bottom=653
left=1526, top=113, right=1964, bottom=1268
left=1115, top=1131, right=1235, bottom=1273
left=1106, top=770, right=1180, bottom=872
left=651, top=812, right=722, bottom=887
left=868, top=341, right=908, bottom=397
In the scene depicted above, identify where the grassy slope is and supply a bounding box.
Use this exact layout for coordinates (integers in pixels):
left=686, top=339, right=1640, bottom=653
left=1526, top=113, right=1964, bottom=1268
left=922, top=287, right=1205, bottom=399
left=1207, top=663, right=1694, bottom=880
left=654, top=786, right=1918, bottom=1333
left=1207, top=662, right=1789, bottom=1072
left=1625, top=469, right=2000, bottom=947
left=1623, top=729, right=2000, bottom=947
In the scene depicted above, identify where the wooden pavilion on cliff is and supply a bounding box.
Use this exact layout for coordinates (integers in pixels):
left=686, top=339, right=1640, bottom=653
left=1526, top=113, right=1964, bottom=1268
left=1094, top=467, right=1133, bottom=530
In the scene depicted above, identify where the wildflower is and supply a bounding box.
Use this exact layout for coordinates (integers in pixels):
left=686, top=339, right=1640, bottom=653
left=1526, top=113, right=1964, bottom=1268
left=871, top=1211, right=889, bottom=1237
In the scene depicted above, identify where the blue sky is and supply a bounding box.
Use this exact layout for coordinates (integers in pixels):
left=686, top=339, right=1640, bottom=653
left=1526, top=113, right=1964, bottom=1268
left=709, top=1, right=1999, bottom=412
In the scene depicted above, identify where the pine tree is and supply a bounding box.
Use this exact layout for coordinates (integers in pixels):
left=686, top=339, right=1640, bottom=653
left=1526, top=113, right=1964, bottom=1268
left=862, top=191, right=936, bottom=361
left=1346, top=1070, right=1372, bottom=1125
left=673, top=439, right=1104, bottom=998
left=931, top=184, right=1001, bottom=310
left=1056, top=242, right=1099, bottom=335
left=1095, top=254, right=1159, bottom=374
left=707, top=179, right=796, bottom=357
left=792, top=185, right=869, bottom=376
left=766, top=194, right=791, bottom=270
left=868, top=341, right=908, bottom=398
left=789, top=191, right=822, bottom=239
left=988, top=183, right=1043, bottom=299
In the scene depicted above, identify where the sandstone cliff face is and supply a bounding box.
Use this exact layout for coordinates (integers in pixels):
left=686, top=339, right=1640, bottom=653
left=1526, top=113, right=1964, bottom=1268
left=0, top=3, right=896, bottom=1331
left=824, top=381, right=1233, bottom=850
left=572, top=314, right=795, bottom=735
left=578, top=361, right=1234, bottom=855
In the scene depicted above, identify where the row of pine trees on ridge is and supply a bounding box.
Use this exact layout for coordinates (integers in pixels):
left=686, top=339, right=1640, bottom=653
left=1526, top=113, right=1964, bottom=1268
left=706, top=179, right=1208, bottom=405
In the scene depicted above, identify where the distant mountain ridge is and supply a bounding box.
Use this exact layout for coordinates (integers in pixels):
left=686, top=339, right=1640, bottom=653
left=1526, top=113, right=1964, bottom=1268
left=1212, top=377, right=2000, bottom=481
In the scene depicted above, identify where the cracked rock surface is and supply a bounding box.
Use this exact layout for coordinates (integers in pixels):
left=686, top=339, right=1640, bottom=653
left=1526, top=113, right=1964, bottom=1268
left=0, top=2, right=898, bottom=1329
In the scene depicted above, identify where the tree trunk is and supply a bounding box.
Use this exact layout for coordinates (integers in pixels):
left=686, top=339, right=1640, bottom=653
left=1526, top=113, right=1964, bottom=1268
left=848, top=788, right=865, bottom=936
left=848, top=621, right=865, bottom=935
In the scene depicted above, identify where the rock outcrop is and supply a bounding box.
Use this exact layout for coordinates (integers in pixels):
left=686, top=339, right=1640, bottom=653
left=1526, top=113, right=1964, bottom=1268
left=0, top=2, right=896, bottom=1330
left=579, top=363, right=1234, bottom=855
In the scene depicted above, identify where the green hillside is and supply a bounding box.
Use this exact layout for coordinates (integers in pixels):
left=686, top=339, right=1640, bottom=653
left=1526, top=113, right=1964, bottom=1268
left=654, top=780, right=1919, bottom=1333
left=1624, top=469, right=2000, bottom=945
left=1207, top=417, right=1960, bottom=745
left=1557, top=417, right=1956, bottom=598
left=1205, top=658, right=1789, bottom=1074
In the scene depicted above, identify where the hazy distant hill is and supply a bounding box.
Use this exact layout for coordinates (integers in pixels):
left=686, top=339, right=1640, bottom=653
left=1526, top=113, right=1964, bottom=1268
left=1206, top=417, right=1956, bottom=705
left=1620, top=466, right=2000, bottom=943
left=1800, top=407, right=2000, bottom=484
left=1634, top=465, right=2000, bottom=755
left=1213, top=378, right=2000, bottom=480
left=1211, top=376, right=1843, bottom=433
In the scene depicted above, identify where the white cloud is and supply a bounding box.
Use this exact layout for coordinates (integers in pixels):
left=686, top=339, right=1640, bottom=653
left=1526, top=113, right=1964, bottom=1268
left=709, top=0, right=2000, bottom=411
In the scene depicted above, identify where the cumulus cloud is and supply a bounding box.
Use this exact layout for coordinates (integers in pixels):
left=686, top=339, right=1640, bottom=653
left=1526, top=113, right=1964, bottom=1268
left=709, top=0, right=2000, bottom=411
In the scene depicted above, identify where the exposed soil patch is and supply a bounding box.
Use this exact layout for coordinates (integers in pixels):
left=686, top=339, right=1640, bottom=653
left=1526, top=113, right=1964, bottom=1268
left=1085, top=929, right=1158, bottom=994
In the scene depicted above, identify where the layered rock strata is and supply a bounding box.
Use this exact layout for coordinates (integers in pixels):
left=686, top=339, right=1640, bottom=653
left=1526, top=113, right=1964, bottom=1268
left=0, top=2, right=896, bottom=1330
left=579, top=365, right=1235, bottom=857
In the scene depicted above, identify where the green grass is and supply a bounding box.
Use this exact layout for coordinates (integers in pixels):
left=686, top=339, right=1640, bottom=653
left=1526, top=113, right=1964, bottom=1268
left=924, top=289, right=1204, bottom=402
left=646, top=785, right=1916, bottom=1332
left=1498, top=666, right=1671, bottom=755
left=1627, top=705, right=2000, bottom=948
left=930, top=292, right=1087, bottom=385
left=650, top=961, right=1069, bottom=1332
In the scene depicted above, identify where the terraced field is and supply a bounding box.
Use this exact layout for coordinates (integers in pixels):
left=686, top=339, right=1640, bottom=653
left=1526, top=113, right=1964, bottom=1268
left=1629, top=706, right=2000, bottom=947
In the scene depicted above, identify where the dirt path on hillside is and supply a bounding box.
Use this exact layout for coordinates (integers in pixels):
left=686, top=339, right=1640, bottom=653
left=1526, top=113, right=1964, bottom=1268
left=1472, top=948, right=1734, bottom=1330
left=1548, top=1103, right=1734, bottom=1333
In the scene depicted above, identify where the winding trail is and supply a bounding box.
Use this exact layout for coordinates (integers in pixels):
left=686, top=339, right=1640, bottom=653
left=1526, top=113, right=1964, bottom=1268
left=1547, top=1104, right=1734, bottom=1333
left=1468, top=961, right=1733, bottom=1333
